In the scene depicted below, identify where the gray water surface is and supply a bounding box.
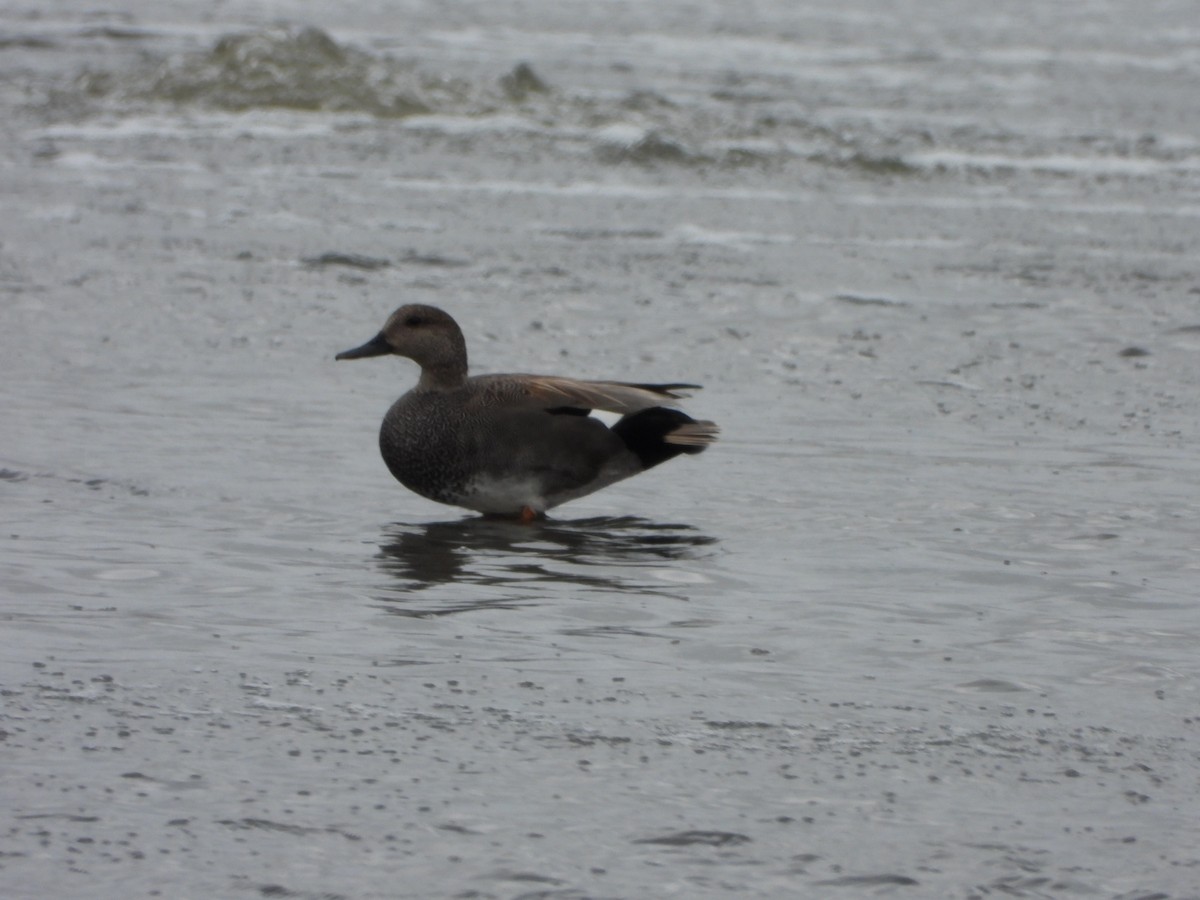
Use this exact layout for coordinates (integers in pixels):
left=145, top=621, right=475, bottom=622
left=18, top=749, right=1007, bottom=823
left=3, top=2, right=1199, bottom=898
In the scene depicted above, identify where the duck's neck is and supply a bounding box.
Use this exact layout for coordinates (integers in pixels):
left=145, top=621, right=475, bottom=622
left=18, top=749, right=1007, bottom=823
left=413, top=326, right=469, bottom=391
left=417, top=359, right=468, bottom=391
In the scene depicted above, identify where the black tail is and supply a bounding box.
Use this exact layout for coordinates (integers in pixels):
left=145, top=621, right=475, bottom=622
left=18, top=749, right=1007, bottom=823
left=612, top=407, right=715, bottom=470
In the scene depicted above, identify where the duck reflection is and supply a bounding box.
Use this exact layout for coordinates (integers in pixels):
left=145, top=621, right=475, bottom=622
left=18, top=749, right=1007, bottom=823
left=373, top=516, right=717, bottom=617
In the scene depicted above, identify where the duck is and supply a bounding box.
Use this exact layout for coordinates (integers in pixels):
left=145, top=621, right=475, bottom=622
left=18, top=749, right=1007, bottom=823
left=335, top=304, right=718, bottom=521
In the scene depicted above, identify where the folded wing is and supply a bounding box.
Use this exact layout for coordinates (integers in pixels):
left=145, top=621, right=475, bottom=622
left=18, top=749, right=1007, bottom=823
left=470, top=374, right=702, bottom=415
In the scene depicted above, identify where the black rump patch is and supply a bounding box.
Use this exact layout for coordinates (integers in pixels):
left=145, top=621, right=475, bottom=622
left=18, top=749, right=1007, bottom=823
left=612, top=407, right=703, bottom=469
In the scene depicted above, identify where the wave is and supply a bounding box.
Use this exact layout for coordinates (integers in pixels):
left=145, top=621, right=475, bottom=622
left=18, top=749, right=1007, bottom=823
left=42, top=23, right=1200, bottom=179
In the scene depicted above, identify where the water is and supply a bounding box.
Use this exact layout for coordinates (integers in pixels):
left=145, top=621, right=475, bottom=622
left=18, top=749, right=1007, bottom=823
left=3, top=2, right=1199, bottom=897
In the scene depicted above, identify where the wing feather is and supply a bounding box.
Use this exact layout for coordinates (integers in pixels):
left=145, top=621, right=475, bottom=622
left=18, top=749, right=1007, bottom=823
left=469, top=374, right=701, bottom=414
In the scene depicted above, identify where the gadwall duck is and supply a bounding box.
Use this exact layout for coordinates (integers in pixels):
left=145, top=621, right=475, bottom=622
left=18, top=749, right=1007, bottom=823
left=336, top=305, right=718, bottom=521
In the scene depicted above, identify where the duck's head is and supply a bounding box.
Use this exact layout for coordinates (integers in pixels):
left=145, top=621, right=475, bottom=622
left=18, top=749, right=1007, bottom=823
left=336, top=304, right=468, bottom=387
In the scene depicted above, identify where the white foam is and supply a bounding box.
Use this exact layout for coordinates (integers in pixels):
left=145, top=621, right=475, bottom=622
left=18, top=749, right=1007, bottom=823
left=401, top=113, right=549, bottom=135
left=668, top=224, right=795, bottom=249
left=906, top=149, right=1200, bottom=178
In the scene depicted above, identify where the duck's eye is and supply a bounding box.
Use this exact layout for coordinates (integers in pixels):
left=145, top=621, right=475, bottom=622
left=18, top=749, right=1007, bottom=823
left=404, top=314, right=425, bottom=327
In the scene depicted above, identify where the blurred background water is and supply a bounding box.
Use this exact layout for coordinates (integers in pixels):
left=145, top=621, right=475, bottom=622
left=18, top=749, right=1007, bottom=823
left=2, top=1, right=1199, bottom=897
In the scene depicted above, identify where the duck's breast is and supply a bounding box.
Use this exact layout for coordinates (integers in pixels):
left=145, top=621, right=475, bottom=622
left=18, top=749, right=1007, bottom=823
left=378, top=392, right=476, bottom=503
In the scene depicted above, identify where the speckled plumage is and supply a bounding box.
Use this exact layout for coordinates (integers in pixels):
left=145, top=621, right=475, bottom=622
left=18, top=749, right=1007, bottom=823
left=336, top=304, right=717, bottom=518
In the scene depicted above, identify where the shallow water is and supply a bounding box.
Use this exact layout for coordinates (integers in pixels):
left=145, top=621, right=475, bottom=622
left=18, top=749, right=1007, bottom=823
left=3, top=2, right=1200, bottom=898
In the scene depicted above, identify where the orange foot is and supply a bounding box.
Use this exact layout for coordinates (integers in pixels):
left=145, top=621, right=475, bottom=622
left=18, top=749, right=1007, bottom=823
left=518, top=505, right=540, bottom=524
